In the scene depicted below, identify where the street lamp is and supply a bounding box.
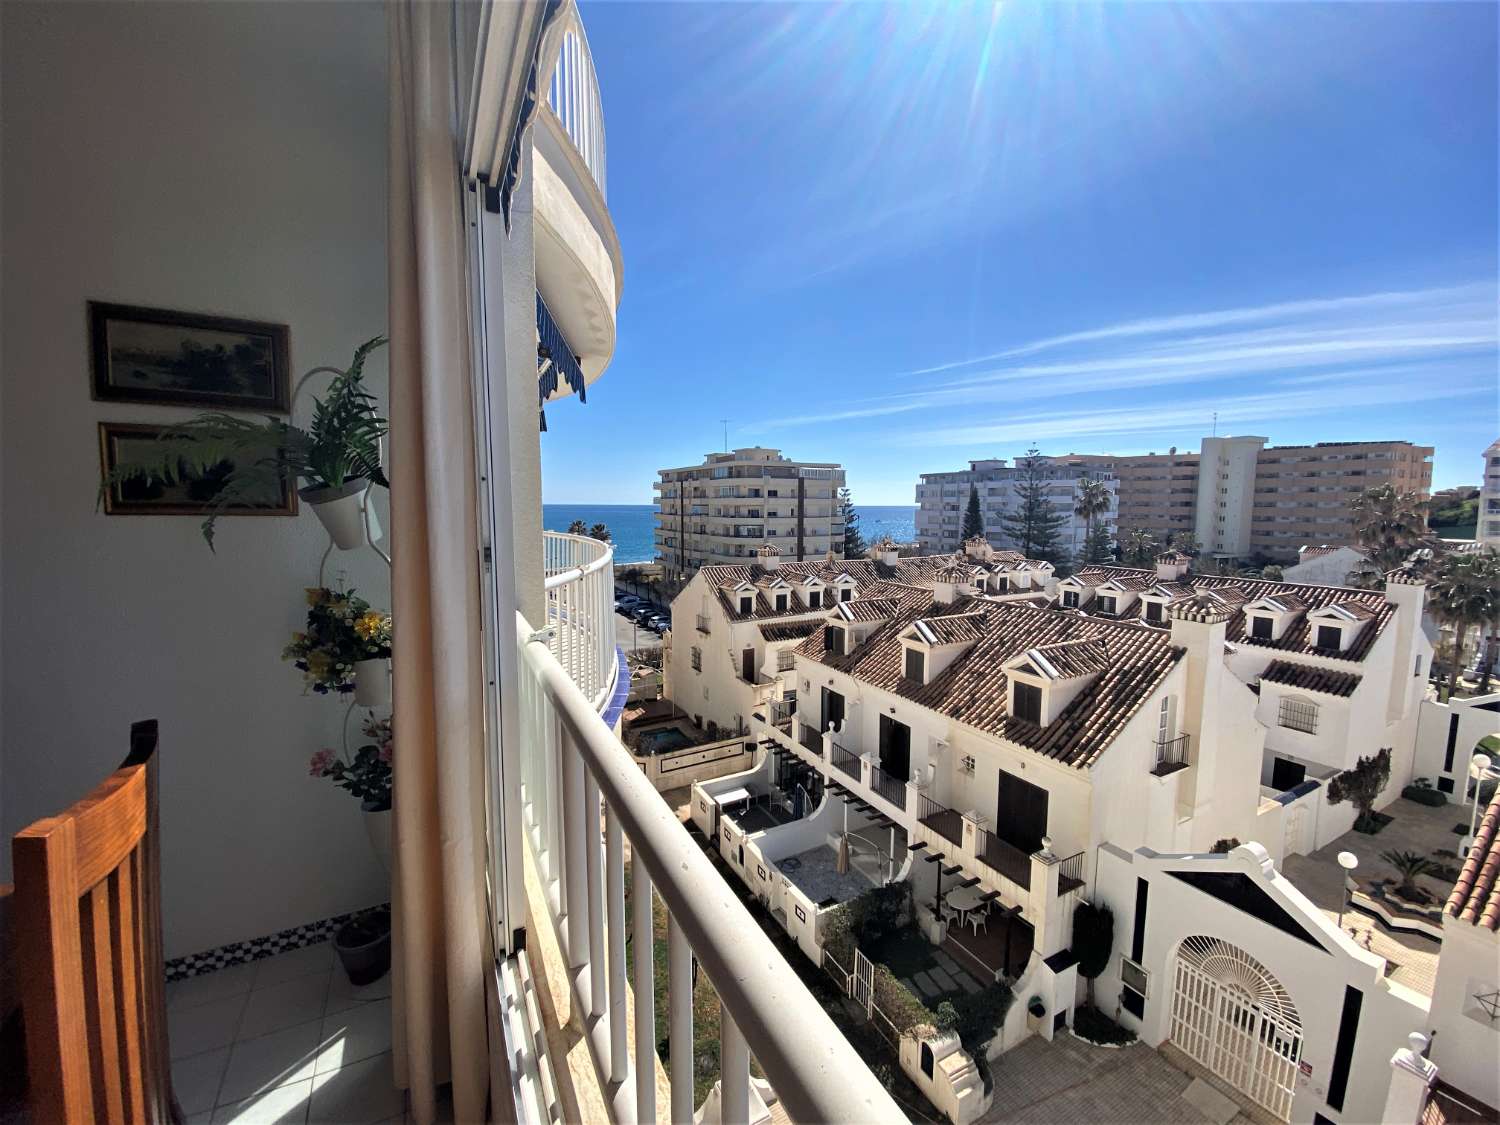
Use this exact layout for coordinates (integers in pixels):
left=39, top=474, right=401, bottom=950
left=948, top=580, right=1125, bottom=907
left=1462, top=753, right=1499, bottom=857
left=1336, top=851, right=1359, bottom=929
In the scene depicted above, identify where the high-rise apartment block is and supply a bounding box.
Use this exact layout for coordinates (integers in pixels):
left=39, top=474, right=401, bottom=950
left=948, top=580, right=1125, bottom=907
left=1477, top=438, right=1500, bottom=548
left=654, top=448, right=846, bottom=579
left=914, top=459, right=1116, bottom=555
left=1024, top=437, right=1431, bottom=561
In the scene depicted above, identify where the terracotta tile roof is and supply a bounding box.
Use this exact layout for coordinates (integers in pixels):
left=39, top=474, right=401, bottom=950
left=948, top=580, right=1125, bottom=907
left=1298, top=544, right=1349, bottom=561
left=796, top=595, right=1183, bottom=769
left=1260, top=659, right=1362, bottom=698
left=1250, top=592, right=1309, bottom=614
left=1315, top=600, right=1377, bottom=622
left=909, top=613, right=988, bottom=646
left=759, top=620, right=822, bottom=642
left=1097, top=575, right=1156, bottom=592
left=1024, top=638, right=1114, bottom=680
left=1446, top=790, right=1500, bottom=930
left=836, top=597, right=902, bottom=623
left=1072, top=566, right=1393, bottom=662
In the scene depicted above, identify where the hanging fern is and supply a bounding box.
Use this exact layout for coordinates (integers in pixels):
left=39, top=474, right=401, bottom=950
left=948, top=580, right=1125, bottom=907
left=101, top=336, right=389, bottom=549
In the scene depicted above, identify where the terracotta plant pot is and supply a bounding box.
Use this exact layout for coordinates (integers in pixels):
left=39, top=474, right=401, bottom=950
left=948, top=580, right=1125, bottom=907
left=354, top=657, right=391, bottom=709
left=300, top=478, right=380, bottom=550
left=334, top=908, right=391, bottom=986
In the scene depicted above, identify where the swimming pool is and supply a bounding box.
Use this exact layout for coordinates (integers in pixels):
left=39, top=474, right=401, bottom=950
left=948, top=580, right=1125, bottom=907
left=636, top=726, right=695, bottom=755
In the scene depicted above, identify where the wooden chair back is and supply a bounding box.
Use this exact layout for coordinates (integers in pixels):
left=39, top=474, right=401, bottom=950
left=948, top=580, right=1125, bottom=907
left=12, top=720, right=180, bottom=1124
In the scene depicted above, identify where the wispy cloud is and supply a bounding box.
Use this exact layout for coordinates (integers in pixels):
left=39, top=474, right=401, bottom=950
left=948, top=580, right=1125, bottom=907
left=740, top=279, right=1498, bottom=440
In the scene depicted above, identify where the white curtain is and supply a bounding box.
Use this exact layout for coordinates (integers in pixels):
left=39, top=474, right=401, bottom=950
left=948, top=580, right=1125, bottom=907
left=388, top=2, right=491, bottom=1121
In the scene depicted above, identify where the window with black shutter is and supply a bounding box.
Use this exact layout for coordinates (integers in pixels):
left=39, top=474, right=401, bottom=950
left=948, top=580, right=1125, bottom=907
left=1099, top=596, right=1117, bottom=614
left=1013, top=681, right=1042, bottom=724
left=775, top=593, right=788, bottom=612
left=825, top=626, right=845, bottom=656
left=1145, top=601, right=1163, bottom=622
left=1251, top=615, right=1273, bottom=639
left=1316, top=624, right=1341, bottom=650
left=739, top=596, right=753, bottom=615
left=840, top=587, right=853, bottom=602
left=806, top=589, right=821, bottom=609
left=904, top=647, right=924, bottom=683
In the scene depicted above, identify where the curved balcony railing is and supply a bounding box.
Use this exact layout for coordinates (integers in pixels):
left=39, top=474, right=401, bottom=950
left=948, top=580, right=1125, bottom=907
left=546, top=21, right=606, bottom=198
left=543, top=530, right=617, bottom=710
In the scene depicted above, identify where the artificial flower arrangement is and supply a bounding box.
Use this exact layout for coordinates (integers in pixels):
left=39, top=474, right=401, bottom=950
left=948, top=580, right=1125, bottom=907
left=282, top=586, right=393, bottom=694
left=310, top=714, right=392, bottom=810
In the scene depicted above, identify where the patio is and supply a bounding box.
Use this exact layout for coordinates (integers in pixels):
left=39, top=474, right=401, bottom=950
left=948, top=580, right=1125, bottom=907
left=942, top=908, right=1034, bottom=982
left=775, top=844, right=877, bottom=907
left=1280, top=795, right=1465, bottom=995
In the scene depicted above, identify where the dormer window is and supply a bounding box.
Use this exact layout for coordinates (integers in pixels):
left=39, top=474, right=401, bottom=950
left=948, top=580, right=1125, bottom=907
left=1098, top=595, right=1117, bottom=615
left=806, top=589, right=822, bottom=609
left=825, top=625, right=846, bottom=656
left=1316, top=625, right=1341, bottom=650
left=1250, top=615, right=1272, bottom=640
left=774, top=593, right=788, bottom=612
left=1013, top=681, right=1042, bottom=723
left=904, top=647, right=925, bottom=683
left=840, top=587, right=853, bottom=602
left=1062, top=590, right=1080, bottom=609
left=739, top=596, right=753, bottom=615
left=1144, top=600, right=1164, bottom=624
left=994, top=576, right=1010, bottom=593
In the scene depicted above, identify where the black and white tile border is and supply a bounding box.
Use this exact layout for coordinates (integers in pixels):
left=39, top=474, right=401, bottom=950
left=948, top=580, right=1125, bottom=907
left=164, top=903, right=390, bottom=981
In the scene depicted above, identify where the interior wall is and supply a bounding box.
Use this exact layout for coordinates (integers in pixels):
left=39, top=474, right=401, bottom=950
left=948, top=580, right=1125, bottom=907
left=1, top=0, right=390, bottom=958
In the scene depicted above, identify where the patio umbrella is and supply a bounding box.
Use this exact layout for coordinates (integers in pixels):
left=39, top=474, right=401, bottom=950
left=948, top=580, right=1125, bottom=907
left=835, top=833, right=850, bottom=875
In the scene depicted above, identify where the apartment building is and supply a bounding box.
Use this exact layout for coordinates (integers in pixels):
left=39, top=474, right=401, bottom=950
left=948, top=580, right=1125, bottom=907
left=708, top=555, right=1443, bottom=1124
left=914, top=458, right=1117, bottom=555
left=654, top=447, right=846, bottom=579
left=1477, top=437, right=1500, bottom=547
left=1049, top=437, right=1433, bottom=561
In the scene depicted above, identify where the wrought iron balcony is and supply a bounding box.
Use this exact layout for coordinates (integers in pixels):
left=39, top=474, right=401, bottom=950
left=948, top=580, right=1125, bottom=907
left=1152, top=733, right=1190, bottom=777
left=831, top=743, right=862, bottom=781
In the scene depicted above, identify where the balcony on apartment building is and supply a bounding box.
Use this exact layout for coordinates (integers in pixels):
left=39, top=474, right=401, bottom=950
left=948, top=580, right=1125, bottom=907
left=525, top=532, right=898, bottom=1121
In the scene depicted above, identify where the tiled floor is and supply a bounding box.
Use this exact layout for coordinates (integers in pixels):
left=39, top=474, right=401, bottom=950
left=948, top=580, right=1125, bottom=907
left=168, top=942, right=404, bottom=1124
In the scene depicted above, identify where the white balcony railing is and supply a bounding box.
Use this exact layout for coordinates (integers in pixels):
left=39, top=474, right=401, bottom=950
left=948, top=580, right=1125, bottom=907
left=543, top=530, right=617, bottom=710
left=515, top=615, right=901, bottom=1123
left=546, top=21, right=606, bottom=198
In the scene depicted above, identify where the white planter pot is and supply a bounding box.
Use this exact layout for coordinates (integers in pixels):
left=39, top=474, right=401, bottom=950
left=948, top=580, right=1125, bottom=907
left=363, top=805, right=392, bottom=875
left=300, top=479, right=381, bottom=550
left=354, top=658, right=391, bottom=709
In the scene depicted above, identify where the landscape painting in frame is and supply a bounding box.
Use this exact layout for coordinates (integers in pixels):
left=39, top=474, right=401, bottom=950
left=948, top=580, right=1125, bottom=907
left=89, top=301, right=291, bottom=411
left=98, top=422, right=298, bottom=518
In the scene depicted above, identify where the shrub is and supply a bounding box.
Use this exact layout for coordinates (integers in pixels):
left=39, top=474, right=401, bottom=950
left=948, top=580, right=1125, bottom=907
left=1210, top=837, right=1241, bottom=854
left=933, top=1000, right=959, bottom=1033
left=1401, top=783, right=1448, bottom=807
left=872, top=964, right=936, bottom=1035
left=1327, top=747, right=1393, bottom=832
left=1073, top=1006, right=1137, bottom=1046
left=1072, top=901, right=1114, bottom=1008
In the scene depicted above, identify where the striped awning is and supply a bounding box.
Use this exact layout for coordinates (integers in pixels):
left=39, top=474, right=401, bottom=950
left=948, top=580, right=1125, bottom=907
left=537, top=289, right=585, bottom=430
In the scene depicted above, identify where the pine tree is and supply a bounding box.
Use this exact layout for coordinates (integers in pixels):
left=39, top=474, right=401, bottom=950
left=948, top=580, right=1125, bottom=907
left=961, top=484, right=984, bottom=542
left=837, top=487, right=866, bottom=558
left=999, top=447, right=1069, bottom=563
left=1081, top=522, right=1114, bottom=564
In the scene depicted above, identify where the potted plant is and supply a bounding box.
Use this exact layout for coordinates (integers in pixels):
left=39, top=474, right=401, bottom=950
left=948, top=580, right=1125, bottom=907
left=309, top=713, right=393, bottom=871
left=1379, top=849, right=1434, bottom=906
left=101, top=336, right=389, bottom=550
left=333, top=906, right=391, bottom=986
left=283, top=587, right=392, bottom=705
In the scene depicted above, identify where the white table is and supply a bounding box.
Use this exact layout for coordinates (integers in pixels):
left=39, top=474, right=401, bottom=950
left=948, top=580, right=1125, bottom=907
left=945, top=885, right=988, bottom=932
left=715, top=787, right=753, bottom=817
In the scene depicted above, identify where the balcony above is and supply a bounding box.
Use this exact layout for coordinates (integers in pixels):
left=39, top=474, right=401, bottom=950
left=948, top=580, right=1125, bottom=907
left=534, top=13, right=621, bottom=403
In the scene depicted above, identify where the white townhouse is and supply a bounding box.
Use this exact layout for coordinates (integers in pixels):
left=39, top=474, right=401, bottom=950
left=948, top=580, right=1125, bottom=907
left=663, top=537, right=1052, bottom=737
left=1056, top=553, right=1433, bottom=859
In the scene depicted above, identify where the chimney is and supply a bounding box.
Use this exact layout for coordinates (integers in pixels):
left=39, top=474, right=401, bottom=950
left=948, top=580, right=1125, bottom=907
left=1168, top=595, right=1234, bottom=846
left=756, top=542, right=781, bottom=570
left=869, top=537, right=899, bottom=567
left=1154, top=550, right=1190, bottom=580
left=963, top=535, right=992, bottom=561
left=933, top=565, right=967, bottom=605
left=1383, top=565, right=1429, bottom=721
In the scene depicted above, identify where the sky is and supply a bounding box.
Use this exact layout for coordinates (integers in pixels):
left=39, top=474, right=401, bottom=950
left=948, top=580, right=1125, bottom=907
left=540, top=1, right=1499, bottom=505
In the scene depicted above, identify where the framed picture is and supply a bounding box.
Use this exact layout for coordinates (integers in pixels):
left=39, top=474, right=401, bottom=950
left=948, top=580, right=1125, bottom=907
left=98, top=422, right=298, bottom=518
left=88, top=301, right=291, bottom=411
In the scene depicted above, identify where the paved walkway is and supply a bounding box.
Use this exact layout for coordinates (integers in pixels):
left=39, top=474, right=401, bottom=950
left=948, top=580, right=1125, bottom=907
left=1280, top=796, right=1458, bottom=995
left=898, top=946, right=984, bottom=1006
left=980, top=1035, right=1253, bottom=1125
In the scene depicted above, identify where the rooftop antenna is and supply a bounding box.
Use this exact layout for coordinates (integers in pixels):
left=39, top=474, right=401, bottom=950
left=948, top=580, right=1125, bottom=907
left=720, top=418, right=729, bottom=452
left=1212, top=411, right=1218, bottom=436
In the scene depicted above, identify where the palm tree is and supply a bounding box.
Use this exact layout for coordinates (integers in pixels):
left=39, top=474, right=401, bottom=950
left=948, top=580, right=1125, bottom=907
left=1428, top=550, right=1500, bottom=697
left=1073, top=478, right=1113, bottom=558
left=566, top=519, right=587, bottom=535
left=1123, top=527, right=1157, bottom=567
left=1349, top=484, right=1428, bottom=570
left=1379, top=849, right=1433, bottom=902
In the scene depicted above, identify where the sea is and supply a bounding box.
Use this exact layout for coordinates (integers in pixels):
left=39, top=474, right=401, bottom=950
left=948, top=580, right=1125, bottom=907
left=542, top=503, right=918, bottom=565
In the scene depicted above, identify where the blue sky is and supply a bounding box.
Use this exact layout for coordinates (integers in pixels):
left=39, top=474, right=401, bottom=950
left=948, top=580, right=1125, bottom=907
left=541, top=2, right=1499, bottom=505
